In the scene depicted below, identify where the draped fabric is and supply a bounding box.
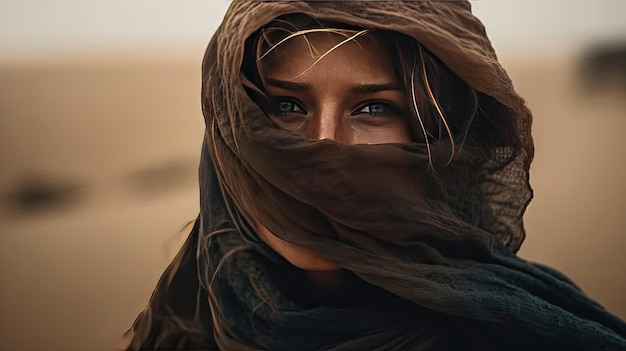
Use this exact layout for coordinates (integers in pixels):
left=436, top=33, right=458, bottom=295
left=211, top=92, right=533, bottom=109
left=125, top=2, right=626, bottom=350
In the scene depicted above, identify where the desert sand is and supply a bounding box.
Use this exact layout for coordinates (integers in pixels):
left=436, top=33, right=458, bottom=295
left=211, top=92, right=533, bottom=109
left=0, top=50, right=624, bottom=351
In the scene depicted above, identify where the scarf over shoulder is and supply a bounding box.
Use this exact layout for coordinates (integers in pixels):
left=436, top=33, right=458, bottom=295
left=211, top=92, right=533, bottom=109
left=125, top=2, right=626, bottom=350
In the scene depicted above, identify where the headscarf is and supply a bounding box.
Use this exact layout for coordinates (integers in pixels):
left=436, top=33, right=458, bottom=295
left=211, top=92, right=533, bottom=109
left=125, top=2, right=626, bottom=350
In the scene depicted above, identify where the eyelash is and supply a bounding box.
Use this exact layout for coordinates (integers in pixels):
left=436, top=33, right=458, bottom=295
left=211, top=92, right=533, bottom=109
left=272, top=98, right=399, bottom=117
left=352, top=101, right=399, bottom=117
left=276, top=98, right=306, bottom=115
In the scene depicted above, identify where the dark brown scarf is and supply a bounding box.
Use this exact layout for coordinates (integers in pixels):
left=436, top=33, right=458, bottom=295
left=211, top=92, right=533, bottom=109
left=125, top=2, right=626, bottom=350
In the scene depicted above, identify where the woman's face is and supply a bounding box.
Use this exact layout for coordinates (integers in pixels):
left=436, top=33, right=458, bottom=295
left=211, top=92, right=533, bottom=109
left=261, top=31, right=412, bottom=144
left=255, top=31, right=412, bottom=272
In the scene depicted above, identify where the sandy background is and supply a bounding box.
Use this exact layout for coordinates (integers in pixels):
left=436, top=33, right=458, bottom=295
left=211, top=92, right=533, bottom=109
left=1, top=2, right=626, bottom=351
left=1, top=48, right=625, bottom=351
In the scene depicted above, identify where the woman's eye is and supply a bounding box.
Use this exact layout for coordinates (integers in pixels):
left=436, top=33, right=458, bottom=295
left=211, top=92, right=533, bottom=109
left=277, top=100, right=305, bottom=114
left=269, top=98, right=308, bottom=131
left=354, top=102, right=397, bottom=116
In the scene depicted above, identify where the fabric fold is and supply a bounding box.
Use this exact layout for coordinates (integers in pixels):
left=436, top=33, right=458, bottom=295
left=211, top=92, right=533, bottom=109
left=125, top=1, right=626, bottom=350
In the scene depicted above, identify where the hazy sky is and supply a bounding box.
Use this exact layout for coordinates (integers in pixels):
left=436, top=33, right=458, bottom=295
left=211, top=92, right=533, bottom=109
left=0, top=0, right=624, bottom=59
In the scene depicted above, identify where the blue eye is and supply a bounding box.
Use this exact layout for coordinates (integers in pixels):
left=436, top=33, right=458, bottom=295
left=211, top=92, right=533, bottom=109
left=364, top=104, right=388, bottom=114
left=355, top=102, right=397, bottom=116
left=270, top=98, right=308, bottom=131
left=278, top=100, right=305, bottom=114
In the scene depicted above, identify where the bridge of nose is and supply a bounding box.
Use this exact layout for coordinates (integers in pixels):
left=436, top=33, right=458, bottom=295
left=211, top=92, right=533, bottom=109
left=308, top=99, right=352, bottom=143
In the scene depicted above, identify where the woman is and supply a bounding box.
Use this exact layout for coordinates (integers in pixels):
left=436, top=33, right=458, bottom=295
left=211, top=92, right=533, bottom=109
left=124, top=2, right=626, bottom=350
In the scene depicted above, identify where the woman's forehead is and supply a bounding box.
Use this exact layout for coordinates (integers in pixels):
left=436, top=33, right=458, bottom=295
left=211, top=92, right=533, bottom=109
left=260, top=31, right=397, bottom=82
left=260, top=29, right=395, bottom=63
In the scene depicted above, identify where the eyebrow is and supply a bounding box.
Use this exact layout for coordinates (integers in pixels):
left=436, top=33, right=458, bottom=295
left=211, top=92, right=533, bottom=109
left=350, top=84, right=403, bottom=94
left=265, top=78, right=403, bottom=93
left=265, top=78, right=310, bottom=91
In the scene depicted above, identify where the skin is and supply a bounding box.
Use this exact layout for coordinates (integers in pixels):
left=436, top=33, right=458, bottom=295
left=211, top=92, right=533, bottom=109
left=257, top=32, right=412, bottom=273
